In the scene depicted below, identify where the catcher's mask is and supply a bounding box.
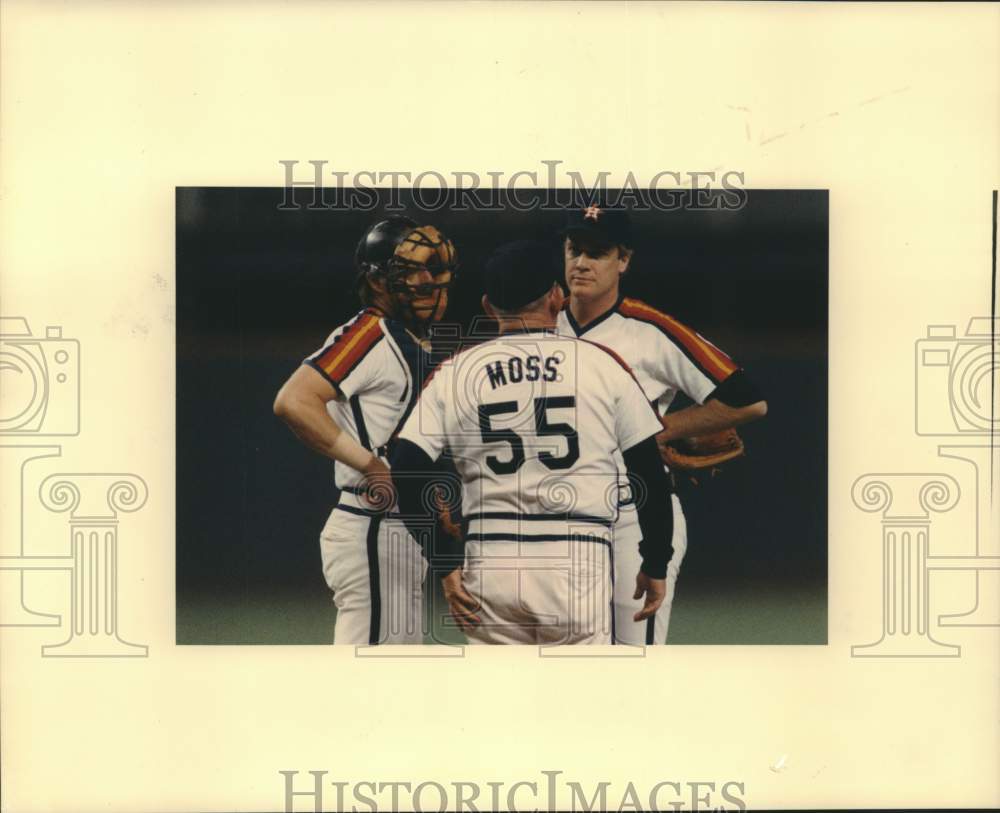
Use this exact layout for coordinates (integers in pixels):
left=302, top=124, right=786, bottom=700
left=354, top=216, right=458, bottom=327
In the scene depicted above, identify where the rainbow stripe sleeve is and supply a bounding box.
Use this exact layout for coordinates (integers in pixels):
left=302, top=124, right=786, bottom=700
left=619, top=298, right=738, bottom=384
left=306, top=312, right=384, bottom=392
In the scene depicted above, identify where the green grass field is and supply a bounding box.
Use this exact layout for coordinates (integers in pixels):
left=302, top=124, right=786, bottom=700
left=177, top=579, right=826, bottom=646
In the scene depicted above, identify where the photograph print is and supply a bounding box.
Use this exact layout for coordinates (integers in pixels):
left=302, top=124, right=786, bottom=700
left=176, top=183, right=827, bottom=646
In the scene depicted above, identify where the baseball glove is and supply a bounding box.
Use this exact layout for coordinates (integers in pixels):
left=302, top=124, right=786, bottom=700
left=658, top=428, right=745, bottom=487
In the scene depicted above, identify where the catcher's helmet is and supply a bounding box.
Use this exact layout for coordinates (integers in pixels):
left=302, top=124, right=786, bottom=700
left=354, top=216, right=458, bottom=320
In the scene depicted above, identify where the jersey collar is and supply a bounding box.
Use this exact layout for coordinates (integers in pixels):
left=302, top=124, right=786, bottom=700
left=499, top=325, right=559, bottom=336
left=564, top=295, right=624, bottom=336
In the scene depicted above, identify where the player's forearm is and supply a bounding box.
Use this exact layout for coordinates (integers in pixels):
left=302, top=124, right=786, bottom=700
left=390, top=440, right=463, bottom=571
left=622, top=435, right=674, bottom=578
left=659, top=397, right=766, bottom=442
left=275, top=392, right=375, bottom=472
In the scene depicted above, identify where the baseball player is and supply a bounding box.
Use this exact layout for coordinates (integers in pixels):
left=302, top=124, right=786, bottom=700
left=273, top=216, right=457, bottom=644
left=556, top=205, right=768, bottom=645
left=389, top=240, right=676, bottom=645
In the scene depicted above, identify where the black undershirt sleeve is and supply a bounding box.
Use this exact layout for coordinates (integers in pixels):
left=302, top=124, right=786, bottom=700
left=621, top=434, right=674, bottom=579
left=707, top=369, right=763, bottom=408
left=389, top=439, right=463, bottom=573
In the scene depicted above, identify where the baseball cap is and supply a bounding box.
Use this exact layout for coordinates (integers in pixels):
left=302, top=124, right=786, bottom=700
left=483, top=240, right=560, bottom=312
left=561, top=204, right=633, bottom=249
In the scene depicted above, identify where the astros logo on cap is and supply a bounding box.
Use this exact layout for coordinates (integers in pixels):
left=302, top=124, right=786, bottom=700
left=583, top=205, right=602, bottom=221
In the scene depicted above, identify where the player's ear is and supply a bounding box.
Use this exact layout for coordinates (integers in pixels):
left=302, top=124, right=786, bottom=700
left=618, top=246, right=633, bottom=275
left=366, top=276, right=396, bottom=316
left=481, top=294, right=497, bottom=319
left=548, top=283, right=565, bottom=315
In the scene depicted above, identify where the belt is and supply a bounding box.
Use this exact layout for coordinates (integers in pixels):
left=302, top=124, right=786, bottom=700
left=339, top=483, right=390, bottom=497
left=335, top=488, right=400, bottom=517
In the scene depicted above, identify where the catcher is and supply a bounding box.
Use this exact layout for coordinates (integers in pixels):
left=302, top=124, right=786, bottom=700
left=274, top=216, right=457, bottom=644
left=556, top=204, right=767, bottom=644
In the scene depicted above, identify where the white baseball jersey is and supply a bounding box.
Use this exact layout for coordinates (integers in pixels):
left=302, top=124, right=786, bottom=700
left=306, top=308, right=432, bottom=492
left=305, top=307, right=434, bottom=645
left=556, top=296, right=739, bottom=412
left=397, top=328, right=663, bottom=545
left=557, top=296, right=743, bottom=644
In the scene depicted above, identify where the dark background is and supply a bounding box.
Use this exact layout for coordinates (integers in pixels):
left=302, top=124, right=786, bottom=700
left=176, top=187, right=827, bottom=644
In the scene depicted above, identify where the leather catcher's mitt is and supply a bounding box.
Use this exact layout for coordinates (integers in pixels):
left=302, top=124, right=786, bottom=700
left=659, top=428, right=745, bottom=486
